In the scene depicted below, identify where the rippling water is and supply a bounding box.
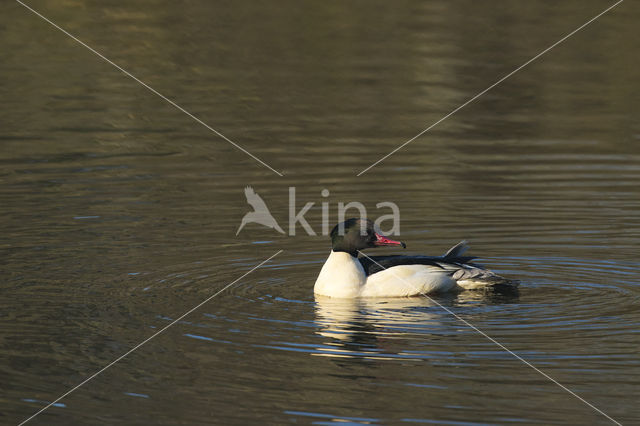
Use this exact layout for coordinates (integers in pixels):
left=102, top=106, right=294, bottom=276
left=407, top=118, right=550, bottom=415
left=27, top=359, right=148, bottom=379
left=2, top=0, right=639, bottom=424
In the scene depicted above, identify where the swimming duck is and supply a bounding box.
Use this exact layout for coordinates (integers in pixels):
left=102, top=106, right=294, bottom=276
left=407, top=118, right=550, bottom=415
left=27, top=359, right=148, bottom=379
left=314, top=218, right=517, bottom=298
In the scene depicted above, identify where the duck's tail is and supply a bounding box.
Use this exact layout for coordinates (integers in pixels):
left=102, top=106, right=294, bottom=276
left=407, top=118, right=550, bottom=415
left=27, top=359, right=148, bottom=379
left=454, top=270, right=520, bottom=291
left=443, top=241, right=519, bottom=291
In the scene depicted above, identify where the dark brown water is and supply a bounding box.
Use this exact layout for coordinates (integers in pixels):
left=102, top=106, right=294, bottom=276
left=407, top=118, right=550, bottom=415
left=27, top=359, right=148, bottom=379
left=2, top=0, right=639, bottom=424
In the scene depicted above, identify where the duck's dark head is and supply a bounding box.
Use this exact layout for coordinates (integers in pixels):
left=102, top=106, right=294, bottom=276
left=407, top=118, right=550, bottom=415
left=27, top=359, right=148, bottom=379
left=330, top=218, right=406, bottom=257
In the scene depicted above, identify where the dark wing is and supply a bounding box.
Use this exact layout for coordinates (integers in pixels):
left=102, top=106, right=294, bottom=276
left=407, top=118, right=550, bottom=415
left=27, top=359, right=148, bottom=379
left=358, top=255, right=440, bottom=276
left=440, top=241, right=480, bottom=266
left=443, top=240, right=469, bottom=258
left=359, top=241, right=480, bottom=276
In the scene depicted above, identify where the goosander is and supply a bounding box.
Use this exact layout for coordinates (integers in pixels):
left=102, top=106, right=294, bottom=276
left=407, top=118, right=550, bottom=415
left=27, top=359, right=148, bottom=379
left=314, top=218, right=518, bottom=298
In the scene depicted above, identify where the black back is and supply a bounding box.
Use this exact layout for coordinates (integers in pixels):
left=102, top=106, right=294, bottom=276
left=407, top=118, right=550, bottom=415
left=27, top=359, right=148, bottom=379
left=358, top=253, right=478, bottom=276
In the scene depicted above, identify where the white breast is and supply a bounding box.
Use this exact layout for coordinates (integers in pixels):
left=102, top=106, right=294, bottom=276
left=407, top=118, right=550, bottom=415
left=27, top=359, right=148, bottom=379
left=314, top=251, right=366, bottom=298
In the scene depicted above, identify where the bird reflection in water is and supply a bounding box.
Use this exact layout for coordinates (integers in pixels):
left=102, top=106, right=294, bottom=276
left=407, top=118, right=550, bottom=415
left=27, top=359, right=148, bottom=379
left=313, top=290, right=518, bottom=360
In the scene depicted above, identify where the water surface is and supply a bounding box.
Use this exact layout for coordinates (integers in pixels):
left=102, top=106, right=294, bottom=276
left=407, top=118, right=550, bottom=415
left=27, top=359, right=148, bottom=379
left=2, top=0, right=639, bottom=424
